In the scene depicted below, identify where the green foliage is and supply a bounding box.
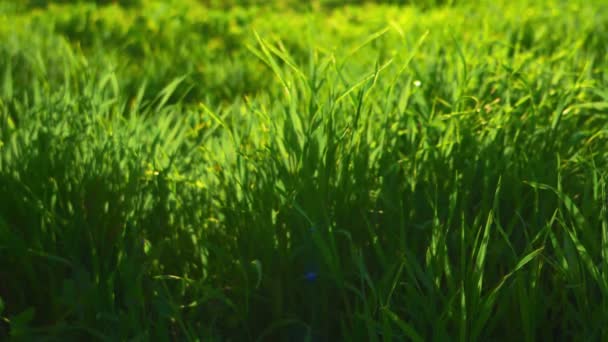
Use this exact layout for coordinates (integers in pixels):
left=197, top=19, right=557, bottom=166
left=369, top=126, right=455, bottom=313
left=1, top=0, right=608, bottom=340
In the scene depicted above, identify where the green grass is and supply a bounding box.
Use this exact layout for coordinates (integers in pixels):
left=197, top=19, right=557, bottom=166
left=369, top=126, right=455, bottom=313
left=1, top=0, right=608, bottom=340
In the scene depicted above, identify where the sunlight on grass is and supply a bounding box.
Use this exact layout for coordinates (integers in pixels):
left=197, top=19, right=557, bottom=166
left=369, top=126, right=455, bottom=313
left=0, top=0, right=607, bottom=340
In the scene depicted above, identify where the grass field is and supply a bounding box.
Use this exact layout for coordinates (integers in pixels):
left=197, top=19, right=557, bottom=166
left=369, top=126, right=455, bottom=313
left=1, top=0, right=608, bottom=340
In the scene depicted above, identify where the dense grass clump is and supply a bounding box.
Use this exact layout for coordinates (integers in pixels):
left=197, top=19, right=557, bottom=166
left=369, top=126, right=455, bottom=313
left=1, top=0, right=608, bottom=340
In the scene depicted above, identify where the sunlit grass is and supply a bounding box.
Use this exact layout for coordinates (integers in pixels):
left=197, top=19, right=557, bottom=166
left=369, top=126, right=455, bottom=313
left=1, top=0, right=608, bottom=340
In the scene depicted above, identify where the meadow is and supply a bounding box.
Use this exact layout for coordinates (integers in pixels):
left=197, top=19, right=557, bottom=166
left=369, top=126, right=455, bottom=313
left=1, top=0, right=608, bottom=340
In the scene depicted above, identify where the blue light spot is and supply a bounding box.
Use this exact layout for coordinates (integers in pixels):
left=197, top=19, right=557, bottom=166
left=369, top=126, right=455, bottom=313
left=304, top=271, right=318, bottom=282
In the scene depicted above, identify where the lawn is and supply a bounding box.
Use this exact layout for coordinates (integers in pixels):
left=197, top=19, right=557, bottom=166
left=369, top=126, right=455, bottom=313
left=1, top=0, right=608, bottom=340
